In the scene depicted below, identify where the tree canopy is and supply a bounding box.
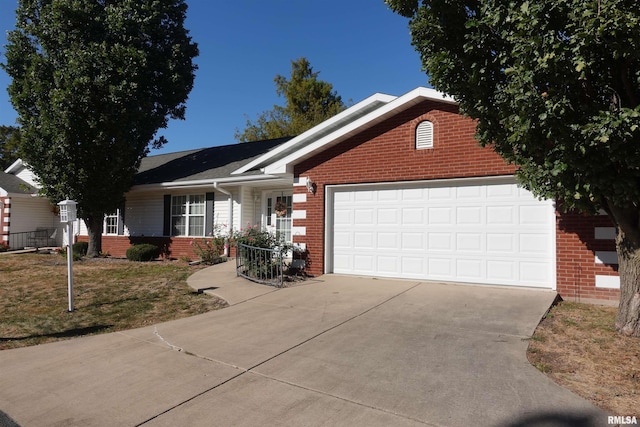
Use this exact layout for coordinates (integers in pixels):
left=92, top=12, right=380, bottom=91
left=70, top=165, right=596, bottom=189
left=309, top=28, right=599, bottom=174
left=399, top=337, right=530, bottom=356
left=0, top=126, right=21, bottom=171
left=235, top=58, right=346, bottom=142
left=2, top=0, right=198, bottom=256
left=386, top=0, right=640, bottom=336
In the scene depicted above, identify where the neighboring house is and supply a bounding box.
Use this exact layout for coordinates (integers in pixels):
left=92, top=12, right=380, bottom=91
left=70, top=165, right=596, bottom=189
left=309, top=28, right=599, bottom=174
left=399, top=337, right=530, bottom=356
left=1, top=160, right=62, bottom=250
left=11, top=87, right=619, bottom=303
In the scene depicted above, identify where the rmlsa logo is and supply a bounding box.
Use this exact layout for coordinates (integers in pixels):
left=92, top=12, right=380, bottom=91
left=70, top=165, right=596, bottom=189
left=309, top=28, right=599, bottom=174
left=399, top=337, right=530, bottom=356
left=609, top=416, right=638, bottom=425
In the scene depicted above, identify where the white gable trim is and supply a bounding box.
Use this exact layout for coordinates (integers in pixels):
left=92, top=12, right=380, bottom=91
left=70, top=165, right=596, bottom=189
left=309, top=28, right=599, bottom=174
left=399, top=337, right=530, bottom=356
left=4, top=159, right=24, bottom=174
left=261, top=87, right=456, bottom=175
left=232, top=92, right=398, bottom=175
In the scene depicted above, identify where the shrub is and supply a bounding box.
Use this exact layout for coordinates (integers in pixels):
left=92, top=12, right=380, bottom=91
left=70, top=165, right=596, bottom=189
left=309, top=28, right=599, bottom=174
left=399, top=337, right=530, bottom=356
left=0, top=242, right=9, bottom=252
left=58, top=247, right=83, bottom=261
left=72, top=241, right=88, bottom=256
left=191, top=237, right=225, bottom=265
left=126, top=244, right=161, bottom=262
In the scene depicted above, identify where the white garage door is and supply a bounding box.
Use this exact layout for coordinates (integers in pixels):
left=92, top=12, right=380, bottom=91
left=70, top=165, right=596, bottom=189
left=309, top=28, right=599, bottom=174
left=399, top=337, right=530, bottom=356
left=327, top=179, right=555, bottom=288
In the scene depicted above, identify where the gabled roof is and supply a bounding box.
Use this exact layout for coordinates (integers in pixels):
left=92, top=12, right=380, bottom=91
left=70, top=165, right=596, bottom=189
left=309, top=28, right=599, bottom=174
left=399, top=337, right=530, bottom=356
left=235, top=87, right=456, bottom=176
left=0, top=171, right=36, bottom=197
left=133, top=137, right=292, bottom=186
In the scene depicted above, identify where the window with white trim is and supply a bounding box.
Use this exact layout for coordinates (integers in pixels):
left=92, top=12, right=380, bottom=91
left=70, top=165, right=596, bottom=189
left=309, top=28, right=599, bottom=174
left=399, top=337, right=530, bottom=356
left=104, top=211, right=119, bottom=235
left=171, top=195, right=205, bottom=236
left=416, top=120, right=434, bottom=149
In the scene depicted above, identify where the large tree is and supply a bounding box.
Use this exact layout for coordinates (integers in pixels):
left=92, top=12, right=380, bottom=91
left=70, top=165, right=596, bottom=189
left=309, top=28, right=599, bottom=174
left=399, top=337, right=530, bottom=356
left=235, top=57, right=346, bottom=142
left=2, top=0, right=198, bottom=256
left=0, top=126, right=21, bottom=170
left=386, top=0, right=640, bottom=335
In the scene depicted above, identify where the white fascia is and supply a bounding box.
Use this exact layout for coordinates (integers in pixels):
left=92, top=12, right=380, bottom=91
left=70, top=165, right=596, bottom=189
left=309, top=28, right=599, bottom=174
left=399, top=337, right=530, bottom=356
left=4, top=159, right=24, bottom=174
left=263, top=87, right=456, bottom=175
left=231, top=92, right=398, bottom=175
left=128, top=174, right=287, bottom=192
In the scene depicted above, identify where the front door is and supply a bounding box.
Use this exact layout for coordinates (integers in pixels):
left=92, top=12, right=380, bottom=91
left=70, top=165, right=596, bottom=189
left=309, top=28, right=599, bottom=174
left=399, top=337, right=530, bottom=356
left=266, top=193, right=292, bottom=243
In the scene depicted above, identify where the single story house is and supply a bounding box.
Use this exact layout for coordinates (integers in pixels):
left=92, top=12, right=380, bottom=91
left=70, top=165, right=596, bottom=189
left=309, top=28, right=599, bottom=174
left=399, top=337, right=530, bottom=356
left=4, top=87, right=619, bottom=303
left=1, top=160, right=62, bottom=250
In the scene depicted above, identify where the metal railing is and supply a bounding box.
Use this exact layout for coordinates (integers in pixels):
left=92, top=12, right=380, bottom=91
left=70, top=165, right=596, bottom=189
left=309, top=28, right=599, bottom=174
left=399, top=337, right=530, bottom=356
left=236, top=243, right=284, bottom=287
left=6, top=228, right=58, bottom=251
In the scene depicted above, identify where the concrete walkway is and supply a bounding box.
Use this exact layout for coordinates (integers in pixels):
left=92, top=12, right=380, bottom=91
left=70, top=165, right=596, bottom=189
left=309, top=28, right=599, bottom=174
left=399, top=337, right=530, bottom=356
left=0, top=262, right=608, bottom=426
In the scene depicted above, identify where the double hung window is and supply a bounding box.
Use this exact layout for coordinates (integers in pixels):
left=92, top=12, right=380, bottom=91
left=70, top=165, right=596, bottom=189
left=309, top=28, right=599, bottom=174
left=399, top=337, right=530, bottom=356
left=171, top=195, right=205, bottom=236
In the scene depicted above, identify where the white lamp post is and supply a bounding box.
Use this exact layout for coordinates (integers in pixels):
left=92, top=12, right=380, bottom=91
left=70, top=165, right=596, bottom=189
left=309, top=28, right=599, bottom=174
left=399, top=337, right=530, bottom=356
left=58, top=199, right=78, bottom=312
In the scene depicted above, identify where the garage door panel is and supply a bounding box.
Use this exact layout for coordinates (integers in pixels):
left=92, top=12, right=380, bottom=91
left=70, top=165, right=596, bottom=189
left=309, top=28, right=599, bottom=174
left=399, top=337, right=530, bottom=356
left=456, top=206, right=482, bottom=224
left=428, top=207, right=453, bottom=224
left=487, top=260, right=516, bottom=281
left=486, top=233, right=515, bottom=253
left=486, top=206, right=515, bottom=224
left=428, top=232, right=453, bottom=251
left=330, top=180, right=555, bottom=288
left=457, top=233, right=483, bottom=252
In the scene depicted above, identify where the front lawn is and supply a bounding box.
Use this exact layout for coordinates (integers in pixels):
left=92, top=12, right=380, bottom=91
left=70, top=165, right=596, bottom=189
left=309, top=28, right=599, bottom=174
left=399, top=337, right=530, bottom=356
left=0, top=252, right=227, bottom=350
left=528, top=301, right=639, bottom=417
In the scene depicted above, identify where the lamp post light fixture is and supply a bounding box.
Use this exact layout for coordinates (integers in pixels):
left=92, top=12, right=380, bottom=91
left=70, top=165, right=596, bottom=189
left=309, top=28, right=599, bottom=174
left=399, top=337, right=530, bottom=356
left=58, top=199, right=78, bottom=312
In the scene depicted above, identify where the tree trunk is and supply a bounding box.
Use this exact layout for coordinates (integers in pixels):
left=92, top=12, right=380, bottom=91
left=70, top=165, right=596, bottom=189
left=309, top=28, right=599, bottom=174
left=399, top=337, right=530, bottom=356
left=84, top=215, right=103, bottom=258
left=609, top=203, right=640, bottom=337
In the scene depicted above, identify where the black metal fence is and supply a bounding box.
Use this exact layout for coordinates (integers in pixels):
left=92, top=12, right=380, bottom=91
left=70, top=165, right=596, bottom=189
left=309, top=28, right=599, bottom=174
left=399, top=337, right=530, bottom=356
left=6, top=228, right=58, bottom=251
left=236, top=243, right=284, bottom=287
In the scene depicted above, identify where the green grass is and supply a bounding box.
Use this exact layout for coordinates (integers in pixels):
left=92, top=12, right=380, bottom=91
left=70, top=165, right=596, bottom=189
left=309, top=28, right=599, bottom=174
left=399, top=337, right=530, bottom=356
left=0, top=253, right=227, bottom=350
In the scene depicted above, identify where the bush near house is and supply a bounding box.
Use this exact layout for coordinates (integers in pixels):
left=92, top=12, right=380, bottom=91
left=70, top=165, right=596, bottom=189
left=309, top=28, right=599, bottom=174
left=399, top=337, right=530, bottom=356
left=73, top=241, right=88, bottom=256
left=126, top=243, right=161, bottom=262
left=191, top=237, right=226, bottom=265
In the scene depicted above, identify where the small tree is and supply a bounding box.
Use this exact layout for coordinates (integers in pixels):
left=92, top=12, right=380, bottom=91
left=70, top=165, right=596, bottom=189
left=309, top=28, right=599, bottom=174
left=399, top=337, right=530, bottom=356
left=386, top=0, right=640, bottom=336
left=2, top=0, right=198, bottom=256
left=235, top=58, right=347, bottom=142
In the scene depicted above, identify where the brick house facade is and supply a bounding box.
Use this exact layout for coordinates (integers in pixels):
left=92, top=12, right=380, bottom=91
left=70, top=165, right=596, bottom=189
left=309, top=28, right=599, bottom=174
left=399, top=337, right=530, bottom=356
left=9, top=87, right=619, bottom=303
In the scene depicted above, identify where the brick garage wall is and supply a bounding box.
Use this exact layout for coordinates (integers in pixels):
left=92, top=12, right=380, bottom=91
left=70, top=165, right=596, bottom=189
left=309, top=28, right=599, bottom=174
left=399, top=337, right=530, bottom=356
left=556, top=211, right=620, bottom=301
left=293, top=100, right=516, bottom=277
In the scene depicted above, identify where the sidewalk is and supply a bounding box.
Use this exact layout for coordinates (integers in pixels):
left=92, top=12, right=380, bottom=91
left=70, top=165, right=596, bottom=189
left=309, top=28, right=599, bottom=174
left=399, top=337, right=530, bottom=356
left=186, top=259, right=279, bottom=305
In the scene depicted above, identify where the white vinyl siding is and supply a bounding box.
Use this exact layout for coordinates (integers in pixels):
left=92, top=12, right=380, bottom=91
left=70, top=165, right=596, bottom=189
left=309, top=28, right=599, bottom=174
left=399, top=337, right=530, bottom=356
left=122, top=193, right=164, bottom=236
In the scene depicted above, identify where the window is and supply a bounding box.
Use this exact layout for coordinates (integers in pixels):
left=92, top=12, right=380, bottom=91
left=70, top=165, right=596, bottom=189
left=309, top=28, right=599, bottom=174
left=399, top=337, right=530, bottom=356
left=416, top=120, right=434, bottom=149
left=171, top=195, right=205, bottom=236
left=266, top=194, right=293, bottom=242
left=104, top=212, right=119, bottom=235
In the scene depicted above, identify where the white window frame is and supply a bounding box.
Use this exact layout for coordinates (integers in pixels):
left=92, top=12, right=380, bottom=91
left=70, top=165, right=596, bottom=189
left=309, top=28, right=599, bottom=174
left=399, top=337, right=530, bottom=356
left=171, top=194, right=206, bottom=237
left=104, top=211, right=119, bottom=235
left=264, top=192, right=293, bottom=243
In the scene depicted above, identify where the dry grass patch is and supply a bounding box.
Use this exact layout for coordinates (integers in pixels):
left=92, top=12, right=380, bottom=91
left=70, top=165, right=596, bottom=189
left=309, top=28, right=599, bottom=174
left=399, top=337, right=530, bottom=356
left=0, top=252, right=227, bottom=350
left=527, top=300, right=640, bottom=416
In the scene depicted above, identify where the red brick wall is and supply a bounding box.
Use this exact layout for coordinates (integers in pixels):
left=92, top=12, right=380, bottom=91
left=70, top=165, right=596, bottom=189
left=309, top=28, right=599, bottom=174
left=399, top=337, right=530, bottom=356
left=293, top=100, right=515, bottom=277
left=556, top=211, right=620, bottom=301
left=291, top=99, right=620, bottom=302
left=78, top=235, right=231, bottom=260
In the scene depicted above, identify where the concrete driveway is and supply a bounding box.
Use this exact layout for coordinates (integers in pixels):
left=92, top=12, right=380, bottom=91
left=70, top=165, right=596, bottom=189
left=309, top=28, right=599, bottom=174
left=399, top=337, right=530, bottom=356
left=0, top=272, right=607, bottom=426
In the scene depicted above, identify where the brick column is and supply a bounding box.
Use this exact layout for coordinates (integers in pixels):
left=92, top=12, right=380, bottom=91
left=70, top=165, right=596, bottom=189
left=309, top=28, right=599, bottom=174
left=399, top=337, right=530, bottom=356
left=2, top=197, right=10, bottom=246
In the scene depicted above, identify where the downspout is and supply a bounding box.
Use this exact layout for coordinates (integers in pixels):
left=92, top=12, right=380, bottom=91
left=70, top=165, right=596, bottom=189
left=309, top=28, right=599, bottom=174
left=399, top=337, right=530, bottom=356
left=213, top=182, right=233, bottom=256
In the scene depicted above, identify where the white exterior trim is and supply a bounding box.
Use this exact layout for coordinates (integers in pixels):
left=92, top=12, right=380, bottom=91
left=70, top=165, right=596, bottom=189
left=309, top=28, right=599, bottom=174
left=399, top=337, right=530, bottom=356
left=596, top=275, right=620, bottom=289
left=594, top=227, right=616, bottom=240
left=595, top=251, right=618, bottom=265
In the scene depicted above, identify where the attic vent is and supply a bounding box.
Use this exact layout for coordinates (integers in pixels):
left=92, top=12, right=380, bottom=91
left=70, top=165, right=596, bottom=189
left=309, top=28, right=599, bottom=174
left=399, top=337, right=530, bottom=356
left=416, top=121, right=434, bottom=149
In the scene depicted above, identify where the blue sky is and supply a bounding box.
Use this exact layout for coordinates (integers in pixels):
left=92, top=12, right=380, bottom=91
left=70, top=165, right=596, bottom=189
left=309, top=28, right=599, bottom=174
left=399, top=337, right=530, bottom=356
left=0, top=0, right=430, bottom=155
